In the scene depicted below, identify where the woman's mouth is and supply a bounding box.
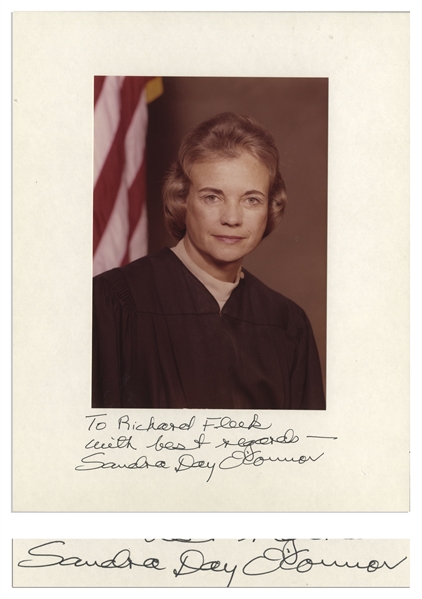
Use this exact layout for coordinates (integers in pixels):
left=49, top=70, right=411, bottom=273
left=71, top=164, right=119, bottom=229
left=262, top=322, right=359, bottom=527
left=213, top=235, right=245, bottom=245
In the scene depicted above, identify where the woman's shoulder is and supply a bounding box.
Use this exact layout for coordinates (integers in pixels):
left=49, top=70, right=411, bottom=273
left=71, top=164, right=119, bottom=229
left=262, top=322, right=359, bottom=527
left=93, top=248, right=184, bottom=312
left=241, top=268, right=310, bottom=331
left=95, top=248, right=172, bottom=279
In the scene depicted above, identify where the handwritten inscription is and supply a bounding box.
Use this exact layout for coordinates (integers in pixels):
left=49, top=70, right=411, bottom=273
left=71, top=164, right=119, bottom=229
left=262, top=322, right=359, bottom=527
left=16, top=540, right=408, bottom=588
left=76, top=413, right=332, bottom=482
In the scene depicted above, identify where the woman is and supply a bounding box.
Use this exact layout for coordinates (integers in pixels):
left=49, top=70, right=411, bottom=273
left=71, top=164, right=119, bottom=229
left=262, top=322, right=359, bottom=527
left=92, top=112, right=325, bottom=410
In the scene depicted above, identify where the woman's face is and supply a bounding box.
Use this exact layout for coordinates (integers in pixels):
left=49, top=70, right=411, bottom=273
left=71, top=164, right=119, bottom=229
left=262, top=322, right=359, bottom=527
left=184, top=151, right=270, bottom=278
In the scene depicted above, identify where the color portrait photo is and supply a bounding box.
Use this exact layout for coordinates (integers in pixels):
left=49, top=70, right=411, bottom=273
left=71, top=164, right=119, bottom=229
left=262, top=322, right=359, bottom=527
left=92, top=76, right=328, bottom=411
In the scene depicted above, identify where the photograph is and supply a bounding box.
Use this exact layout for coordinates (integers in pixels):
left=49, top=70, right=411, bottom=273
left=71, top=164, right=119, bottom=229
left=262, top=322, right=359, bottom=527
left=92, top=76, right=328, bottom=410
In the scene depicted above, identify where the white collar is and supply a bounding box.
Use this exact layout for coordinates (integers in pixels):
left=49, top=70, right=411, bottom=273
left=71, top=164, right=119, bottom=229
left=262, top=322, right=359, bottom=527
left=170, top=238, right=243, bottom=310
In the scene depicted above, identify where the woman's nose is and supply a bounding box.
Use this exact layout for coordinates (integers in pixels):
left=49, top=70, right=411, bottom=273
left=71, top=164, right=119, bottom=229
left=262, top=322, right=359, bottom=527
left=220, top=200, right=242, bottom=226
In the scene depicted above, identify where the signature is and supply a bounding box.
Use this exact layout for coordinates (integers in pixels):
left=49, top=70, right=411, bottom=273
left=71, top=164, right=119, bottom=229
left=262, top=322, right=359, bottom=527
left=17, top=540, right=408, bottom=587
left=75, top=446, right=322, bottom=481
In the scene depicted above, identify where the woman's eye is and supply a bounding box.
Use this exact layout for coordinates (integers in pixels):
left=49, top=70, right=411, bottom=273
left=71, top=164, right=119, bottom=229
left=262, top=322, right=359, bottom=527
left=245, top=196, right=261, bottom=205
left=204, top=195, right=220, bottom=203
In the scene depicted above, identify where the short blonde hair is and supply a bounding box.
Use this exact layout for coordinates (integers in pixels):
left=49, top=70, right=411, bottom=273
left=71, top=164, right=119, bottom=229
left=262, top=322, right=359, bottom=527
left=163, top=112, right=287, bottom=240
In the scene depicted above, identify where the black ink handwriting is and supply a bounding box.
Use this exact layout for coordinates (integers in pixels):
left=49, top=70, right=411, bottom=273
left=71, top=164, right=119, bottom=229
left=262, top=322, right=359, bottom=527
left=242, top=540, right=408, bottom=576
left=218, top=447, right=324, bottom=472
left=17, top=540, right=408, bottom=586
left=146, top=433, right=209, bottom=452
left=85, top=435, right=136, bottom=451
left=174, top=454, right=216, bottom=482
left=17, top=541, right=165, bottom=571
left=86, top=414, right=107, bottom=431
left=306, top=435, right=338, bottom=440
left=173, top=549, right=237, bottom=587
left=202, top=414, right=271, bottom=433
left=118, top=415, right=196, bottom=432
left=75, top=452, right=169, bottom=471
left=144, top=539, right=216, bottom=544
left=215, top=428, right=299, bottom=449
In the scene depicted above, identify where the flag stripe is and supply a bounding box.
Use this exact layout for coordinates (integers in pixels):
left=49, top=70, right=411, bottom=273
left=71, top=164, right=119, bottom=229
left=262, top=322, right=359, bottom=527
left=124, top=87, right=148, bottom=244
left=127, top=158, right=147, bottom=240
left=93, top=77, right=147, bottom=253
left=119, top=158, right=147, bottom=268
left=123, top=87, right=148, bottom=189
left=93, top=177, right=130, bottom=275
left=93, top=76, right=152, bottom=276
left=93, top=76, right=124, bottom=188
left=94, top=76, right=107, bottom=106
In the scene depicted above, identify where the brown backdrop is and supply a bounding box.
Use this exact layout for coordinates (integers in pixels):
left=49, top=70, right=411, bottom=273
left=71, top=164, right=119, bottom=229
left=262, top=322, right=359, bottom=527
left=146, top=77, right=328, bottom=391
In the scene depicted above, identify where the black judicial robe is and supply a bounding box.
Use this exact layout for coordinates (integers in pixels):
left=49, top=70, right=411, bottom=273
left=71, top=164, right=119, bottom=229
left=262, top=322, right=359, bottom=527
left=92, top=248, right=325, bottom=410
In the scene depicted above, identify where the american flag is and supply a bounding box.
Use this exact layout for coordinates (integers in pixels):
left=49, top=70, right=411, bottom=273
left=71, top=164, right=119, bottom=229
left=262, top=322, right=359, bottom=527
left=93, top=76, right=162, bottom=276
